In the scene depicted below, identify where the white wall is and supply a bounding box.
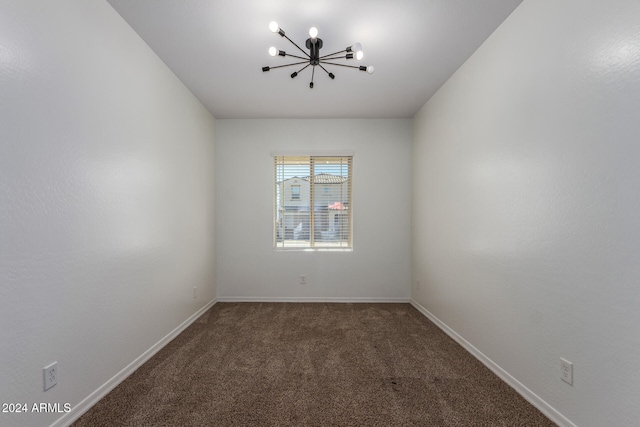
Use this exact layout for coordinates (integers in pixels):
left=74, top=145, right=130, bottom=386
left=215, top=119, right=411, bottom=301
left=412, top=0, right=640, bottom=426
left=0, top=1, right=216, bottom=426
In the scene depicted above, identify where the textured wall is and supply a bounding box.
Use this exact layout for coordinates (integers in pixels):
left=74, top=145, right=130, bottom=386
left=215, top=119, right=412, bottom=301
left=0, top=1, right=216, bottom=426
left=412, top=0, right=640, bottom=426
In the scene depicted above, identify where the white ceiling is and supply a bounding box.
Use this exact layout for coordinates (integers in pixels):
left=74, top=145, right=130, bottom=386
left=106, top=0, right=523, bottom=119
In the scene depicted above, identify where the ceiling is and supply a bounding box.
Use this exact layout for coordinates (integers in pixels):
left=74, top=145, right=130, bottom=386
left=106, top=0, right=523, bottom=119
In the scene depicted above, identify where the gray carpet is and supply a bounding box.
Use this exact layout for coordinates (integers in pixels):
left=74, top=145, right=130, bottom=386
left=73, top=303, right=555, bottom=426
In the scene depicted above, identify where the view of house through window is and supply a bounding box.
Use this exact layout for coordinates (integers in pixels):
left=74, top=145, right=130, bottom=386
left=274, top=155, right=352, bottom=249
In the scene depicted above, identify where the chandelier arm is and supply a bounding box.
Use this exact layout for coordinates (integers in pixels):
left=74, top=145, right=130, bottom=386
left=265, top=60, right=309, bottom=70
left=318, top=64, right=332, bottom=75
left=320, top=61, right=362, bottom=69
left=319, top=55, right=349, bottom=61
left=310, top=65, right=316, bottom=88
left=282, top=34, right=311, bottom=58
left=319, top=49, right=347, bottom=59
left=296, top=63, right=312, bottom=73
left=283, top=53, right=308, bottom=60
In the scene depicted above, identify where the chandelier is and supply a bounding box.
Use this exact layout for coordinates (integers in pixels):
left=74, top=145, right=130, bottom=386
left=262, top=21, right=374, bottom=89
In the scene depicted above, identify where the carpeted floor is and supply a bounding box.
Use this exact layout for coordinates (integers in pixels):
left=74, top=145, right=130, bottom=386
left=73, top=303, right=555, bottom=426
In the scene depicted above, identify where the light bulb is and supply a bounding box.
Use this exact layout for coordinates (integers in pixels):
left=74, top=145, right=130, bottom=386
left=269, top=47, right=277, bottom=57
left=356, top=51, right=364, bottom=61
left=269, top=21, right=279, bottom=33
left=309, top=27, right=318, bottom=39
left=367, top=65, right=375, bottom=74
left=351, top=42, right=362, bottom=53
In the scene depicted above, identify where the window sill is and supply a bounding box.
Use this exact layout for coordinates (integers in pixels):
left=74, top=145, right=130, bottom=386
left=274, top=248, right=353, bottom=252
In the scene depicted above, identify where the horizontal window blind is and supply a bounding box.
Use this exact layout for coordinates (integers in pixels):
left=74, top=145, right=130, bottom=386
left=274, top=155, right=352, bottom=249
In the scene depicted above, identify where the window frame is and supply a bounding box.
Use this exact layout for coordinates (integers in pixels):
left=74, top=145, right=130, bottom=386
left=273, top=154, right=353, bottom=251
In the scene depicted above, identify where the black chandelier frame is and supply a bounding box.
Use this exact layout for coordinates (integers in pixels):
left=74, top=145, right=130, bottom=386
left=262, top=22, right=374, bottom=89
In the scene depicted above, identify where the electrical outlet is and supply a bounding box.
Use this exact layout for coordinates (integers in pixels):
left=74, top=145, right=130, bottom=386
left=300, top=275, right=306, bottom=285
left=192, top=286, right=198, bottom=299
left=43, top=362, right=58, bottom=391
left=561, top=358, right=573, bottom=385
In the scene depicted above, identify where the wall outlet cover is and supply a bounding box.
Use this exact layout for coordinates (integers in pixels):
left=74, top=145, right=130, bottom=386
left=43, top=362, right=58, bottom=391
left=561, top=358, right=573, bottom=385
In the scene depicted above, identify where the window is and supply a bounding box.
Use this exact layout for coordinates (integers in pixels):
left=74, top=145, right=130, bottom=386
left=274, top=155, right=352, bottom=250
left=291, top=185, right=300, bottom=200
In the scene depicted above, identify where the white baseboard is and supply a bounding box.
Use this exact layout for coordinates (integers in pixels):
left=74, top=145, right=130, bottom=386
left=51, top=299, right=217, bottom=427
left=217, top=296, right=410, bottom=303
left=409, top=299, right=575, bottom=427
